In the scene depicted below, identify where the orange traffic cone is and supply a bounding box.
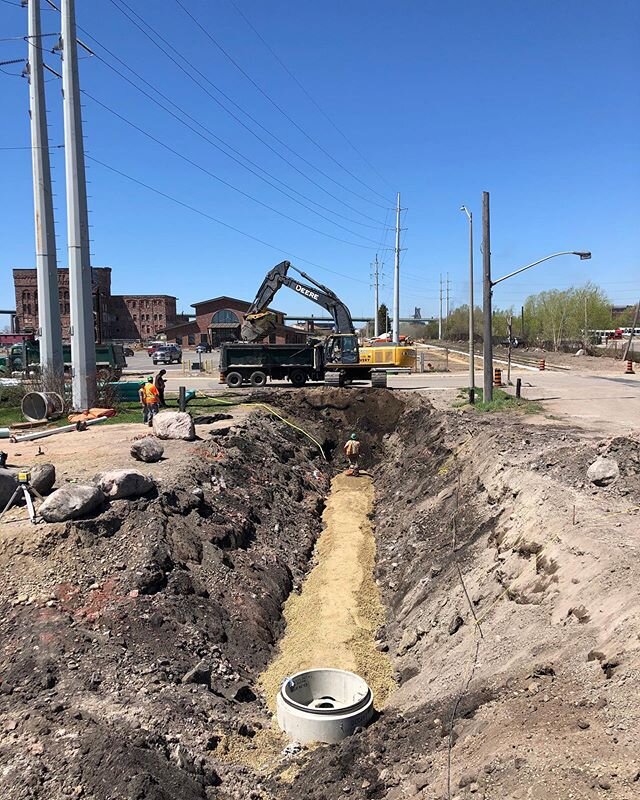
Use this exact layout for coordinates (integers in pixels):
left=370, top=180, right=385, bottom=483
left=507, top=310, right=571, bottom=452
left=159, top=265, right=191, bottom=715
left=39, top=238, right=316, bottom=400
left=625, top=360, right=635, bottom=374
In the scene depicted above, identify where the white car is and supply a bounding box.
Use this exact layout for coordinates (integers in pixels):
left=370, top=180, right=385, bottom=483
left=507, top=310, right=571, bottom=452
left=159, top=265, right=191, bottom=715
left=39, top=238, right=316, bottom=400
left=152, top=346, right=182, bottom=365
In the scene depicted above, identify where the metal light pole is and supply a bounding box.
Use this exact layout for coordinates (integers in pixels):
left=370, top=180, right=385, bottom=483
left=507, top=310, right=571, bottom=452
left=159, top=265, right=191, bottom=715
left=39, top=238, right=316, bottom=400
left=61, top=0, right=97, bottom=409
left=392, top=192, right=401, bottom=344
left=26, top=0, right=63, bottom=380
left=482, top=192, right=493, bottom=402
left=460, top=205, right=474, bottom=403
left=373, top=254, right=380, bottom=338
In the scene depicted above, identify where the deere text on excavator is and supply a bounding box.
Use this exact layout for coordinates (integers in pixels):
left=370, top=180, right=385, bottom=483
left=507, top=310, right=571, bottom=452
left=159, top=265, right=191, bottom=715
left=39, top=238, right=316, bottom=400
left=218, top=261, right=415, bottom=388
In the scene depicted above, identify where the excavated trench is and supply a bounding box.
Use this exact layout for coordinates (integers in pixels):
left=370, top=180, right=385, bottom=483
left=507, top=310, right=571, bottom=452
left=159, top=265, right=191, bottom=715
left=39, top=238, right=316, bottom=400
left=1, top=389, right=639, bottom=800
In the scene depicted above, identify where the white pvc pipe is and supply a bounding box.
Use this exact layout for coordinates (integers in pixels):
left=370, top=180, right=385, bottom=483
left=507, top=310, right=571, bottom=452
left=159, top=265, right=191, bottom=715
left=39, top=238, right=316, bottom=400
left=10, top=416, right=109, bottom=443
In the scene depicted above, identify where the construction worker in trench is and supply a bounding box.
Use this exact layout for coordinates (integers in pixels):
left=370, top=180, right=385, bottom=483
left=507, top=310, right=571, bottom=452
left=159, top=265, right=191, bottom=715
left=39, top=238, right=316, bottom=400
left=139, top=376, right=160, bottom=427
left=343, top=433, right=361, bottom=476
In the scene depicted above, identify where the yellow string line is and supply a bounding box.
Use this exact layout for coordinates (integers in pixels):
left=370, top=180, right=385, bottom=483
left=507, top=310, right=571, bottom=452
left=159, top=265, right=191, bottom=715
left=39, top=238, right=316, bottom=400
left=198, top=393, right=327, bottom=460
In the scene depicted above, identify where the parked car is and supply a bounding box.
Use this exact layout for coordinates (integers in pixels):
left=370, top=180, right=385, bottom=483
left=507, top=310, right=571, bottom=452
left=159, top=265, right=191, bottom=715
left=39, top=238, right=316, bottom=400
left=152, top=345, right=182, bottom=365
left=195, top=343, right=212, bottom=353
left=147, top=341, right=166, bottom=356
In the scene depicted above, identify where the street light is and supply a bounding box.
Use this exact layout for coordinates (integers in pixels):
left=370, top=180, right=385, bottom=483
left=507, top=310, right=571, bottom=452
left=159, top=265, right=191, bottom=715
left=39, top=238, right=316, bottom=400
left=482, top=232, right=591, bottom=403
left=460, top=206, right=475, bottom=403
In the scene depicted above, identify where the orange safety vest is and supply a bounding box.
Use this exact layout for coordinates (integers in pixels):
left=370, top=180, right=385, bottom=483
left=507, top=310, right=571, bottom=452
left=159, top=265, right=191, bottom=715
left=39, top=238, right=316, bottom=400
left=141, top=383, right=159, bottom=404
left=344, top=440, right=360, bottom=457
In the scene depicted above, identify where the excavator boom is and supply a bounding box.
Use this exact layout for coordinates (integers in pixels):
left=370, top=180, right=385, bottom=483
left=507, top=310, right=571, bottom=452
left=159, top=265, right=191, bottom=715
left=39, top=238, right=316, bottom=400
left=241, top=260, right=355, bottom=342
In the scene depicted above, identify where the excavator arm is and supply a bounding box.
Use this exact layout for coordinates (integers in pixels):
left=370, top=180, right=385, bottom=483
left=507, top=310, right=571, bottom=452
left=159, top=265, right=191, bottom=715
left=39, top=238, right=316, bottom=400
left=241, top=260, right=356, bottom=342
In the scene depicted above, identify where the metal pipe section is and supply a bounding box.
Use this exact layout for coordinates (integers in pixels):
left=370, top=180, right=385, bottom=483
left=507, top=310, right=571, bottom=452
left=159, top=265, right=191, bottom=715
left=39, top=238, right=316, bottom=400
left=10, top=416, right=109, bottom=443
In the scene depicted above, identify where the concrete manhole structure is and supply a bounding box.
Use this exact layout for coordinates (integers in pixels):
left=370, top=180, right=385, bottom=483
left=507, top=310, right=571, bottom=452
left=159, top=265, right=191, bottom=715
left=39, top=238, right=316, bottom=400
left=276, top=668, right=374, bottom=744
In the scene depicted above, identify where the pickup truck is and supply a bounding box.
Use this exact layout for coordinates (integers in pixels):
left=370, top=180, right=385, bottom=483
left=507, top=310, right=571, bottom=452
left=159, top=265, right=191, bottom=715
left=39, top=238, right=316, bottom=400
left=9, top=342, right=127, bottom=380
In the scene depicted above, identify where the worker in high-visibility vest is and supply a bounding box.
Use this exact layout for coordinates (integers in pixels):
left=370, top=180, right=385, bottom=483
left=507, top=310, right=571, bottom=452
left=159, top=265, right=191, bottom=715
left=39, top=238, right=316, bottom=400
left=139, top=376, right=160, bottom=427
left=343, top=433, right=361, bottom=476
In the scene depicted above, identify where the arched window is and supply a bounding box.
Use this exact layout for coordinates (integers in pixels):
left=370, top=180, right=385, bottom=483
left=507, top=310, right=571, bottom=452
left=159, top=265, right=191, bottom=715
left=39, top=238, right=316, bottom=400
left=211, top=309, right=240, bottom=324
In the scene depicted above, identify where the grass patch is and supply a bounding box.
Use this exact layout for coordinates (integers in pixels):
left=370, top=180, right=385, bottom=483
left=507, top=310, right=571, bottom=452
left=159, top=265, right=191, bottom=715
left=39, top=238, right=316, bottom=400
left=455, top=387, right=543, bottom=414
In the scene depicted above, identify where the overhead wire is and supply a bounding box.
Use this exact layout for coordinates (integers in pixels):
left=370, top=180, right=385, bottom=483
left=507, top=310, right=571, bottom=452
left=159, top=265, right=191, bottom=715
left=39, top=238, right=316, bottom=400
left=82, top=90, right=382, bottom=250
left=226, top=0, right=393, bottom=191
left=171, top=0, right=391, bottom=206
left=77, top=32, right=388, bottom=234
left=85, top=154, right=370, bottom=285
left=104, top=0, right=391, bottom=219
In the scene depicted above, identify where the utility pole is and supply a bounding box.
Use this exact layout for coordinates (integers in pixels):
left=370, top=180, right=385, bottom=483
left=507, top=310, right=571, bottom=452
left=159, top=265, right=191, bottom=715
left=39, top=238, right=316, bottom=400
left=26, top=0, right=63, bottom=381
left=482, top=191, right=493, bottom=402
left=392, top=192, right=401, bottom=344
left=373, top=254, right=380, bottom=337
left=445, top=272, right=450, bottom=337
left=438, top=274, right=443, bottom=340
left=622, top=299, right=639, bottom=362
left=61, top=0, right=96, bottom=409
left=461, top=205, right=475, bottom=402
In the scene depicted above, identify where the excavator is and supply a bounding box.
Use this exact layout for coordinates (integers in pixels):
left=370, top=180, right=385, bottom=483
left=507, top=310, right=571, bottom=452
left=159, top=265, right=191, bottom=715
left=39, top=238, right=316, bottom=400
left=218, top=260, right=413, bottom=387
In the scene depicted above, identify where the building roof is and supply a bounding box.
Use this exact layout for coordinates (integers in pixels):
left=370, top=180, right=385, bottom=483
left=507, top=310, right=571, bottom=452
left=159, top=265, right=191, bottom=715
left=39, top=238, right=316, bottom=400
left=191, top=295, right=284, bottom=314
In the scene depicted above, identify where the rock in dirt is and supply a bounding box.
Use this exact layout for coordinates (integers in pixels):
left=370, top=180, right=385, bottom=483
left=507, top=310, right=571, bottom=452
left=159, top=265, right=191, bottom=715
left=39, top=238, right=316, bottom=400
left=94, top=469, right=155, bottom=500
left=181, top=659, right=211, bottom=688
left=152, top=411, right=195, bottom=441
left=29, top=463, right=56, bottom=495
left=192, top=413, right=233, bottom=424
left=130, top=436, right=164, bottom=463
left=39, top=484, right=105, bottom=522
left=587, top=456, right=619, bottom=486
left=448, top=615, right=464, bottom=635
left=0, top=468, right=18, bottom=506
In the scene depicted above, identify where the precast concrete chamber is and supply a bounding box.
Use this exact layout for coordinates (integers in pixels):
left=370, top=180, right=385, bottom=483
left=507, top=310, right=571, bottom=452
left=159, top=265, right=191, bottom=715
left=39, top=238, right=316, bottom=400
left=276, top=668, right=374, bottom=744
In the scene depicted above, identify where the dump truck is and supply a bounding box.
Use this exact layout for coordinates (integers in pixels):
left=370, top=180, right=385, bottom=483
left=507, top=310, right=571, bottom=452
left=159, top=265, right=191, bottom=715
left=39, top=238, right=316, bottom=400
left=219, top=261, right=415, bottom=388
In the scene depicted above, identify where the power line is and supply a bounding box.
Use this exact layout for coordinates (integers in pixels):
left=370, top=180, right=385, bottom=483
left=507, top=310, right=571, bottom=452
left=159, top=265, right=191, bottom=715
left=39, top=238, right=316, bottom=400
left=85, top=154, right=370, bottom=285
left=227, top=0, right=393, bottom=191
left=82, top=49, right=388, bottom=239
left=170, top=0, right=391, bottom=207
left=83, top=90, right=381, bottom=250
left=104, top=0, right=390, bottom=219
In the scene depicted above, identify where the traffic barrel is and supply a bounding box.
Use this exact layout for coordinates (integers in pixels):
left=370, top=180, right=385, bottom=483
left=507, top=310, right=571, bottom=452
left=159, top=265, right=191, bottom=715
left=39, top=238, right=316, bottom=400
left=493, top=368, right=503, bottom=387
left=625, top=360, right=635, bottom=374
left=538, top=359, right=546, bottom=371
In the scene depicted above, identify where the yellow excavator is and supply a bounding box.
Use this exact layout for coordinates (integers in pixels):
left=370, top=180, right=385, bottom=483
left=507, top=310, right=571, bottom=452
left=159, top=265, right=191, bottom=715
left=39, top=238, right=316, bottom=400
left=238, top=261, right=415, bottom=387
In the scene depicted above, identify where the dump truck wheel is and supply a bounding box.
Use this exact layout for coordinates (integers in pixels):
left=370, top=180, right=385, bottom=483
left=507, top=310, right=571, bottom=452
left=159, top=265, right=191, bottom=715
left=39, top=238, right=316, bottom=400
left=249, top=371, right=267, bottom=387
left=226, top=371, right=243, bottom=388
left=289, top=369, right=307, bottom=387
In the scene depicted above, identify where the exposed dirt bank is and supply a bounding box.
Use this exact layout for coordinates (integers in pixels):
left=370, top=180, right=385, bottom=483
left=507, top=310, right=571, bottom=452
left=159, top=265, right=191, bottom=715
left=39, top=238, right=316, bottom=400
left=1, top=389, right=639, bottom=800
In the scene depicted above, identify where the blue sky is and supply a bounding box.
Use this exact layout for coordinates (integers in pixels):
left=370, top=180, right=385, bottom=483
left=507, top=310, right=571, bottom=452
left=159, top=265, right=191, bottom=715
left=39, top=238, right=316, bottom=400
left=1, top=0, right=638, bottom=324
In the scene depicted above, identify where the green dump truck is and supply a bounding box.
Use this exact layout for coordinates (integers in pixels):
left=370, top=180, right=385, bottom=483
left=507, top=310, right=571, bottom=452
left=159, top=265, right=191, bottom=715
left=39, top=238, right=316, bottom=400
left=9, top=342, right=127, bottom=381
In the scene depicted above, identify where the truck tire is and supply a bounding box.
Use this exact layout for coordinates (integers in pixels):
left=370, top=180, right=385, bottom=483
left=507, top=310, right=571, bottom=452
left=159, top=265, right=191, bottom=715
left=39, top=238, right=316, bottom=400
left=324, top=371, right=343, bottom=387
left=249, top=370, right=267, bottom=387
left=226, top=371, right=243, bottom=388
left=289, top=369, right=307, bottom=388
left=371, top=372, right=388, bottom=388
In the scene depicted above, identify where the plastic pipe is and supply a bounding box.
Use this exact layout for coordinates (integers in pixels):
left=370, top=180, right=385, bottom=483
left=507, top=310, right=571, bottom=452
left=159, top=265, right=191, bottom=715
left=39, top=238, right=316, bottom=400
left=10, top=416, right=109, bottom=443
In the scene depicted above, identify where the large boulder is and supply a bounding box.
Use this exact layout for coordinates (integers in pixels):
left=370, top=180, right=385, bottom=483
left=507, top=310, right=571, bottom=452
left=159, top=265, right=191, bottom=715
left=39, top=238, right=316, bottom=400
left=0, top=468, right=18, bottom=507
left=29, top=463, right=56, bottom=496
left=152, top=411, right=195, bottom=441
left=39, top=484, right=105, bottom=523
left=130, top=436, right=164, bottom=463
left=94, top=469, right=155, bottom=500
left=587, top=456, right=619, bottom=486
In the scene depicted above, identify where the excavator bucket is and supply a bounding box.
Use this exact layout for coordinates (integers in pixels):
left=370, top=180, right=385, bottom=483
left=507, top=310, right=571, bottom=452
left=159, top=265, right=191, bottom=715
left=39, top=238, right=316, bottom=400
left=240, top=311, right=277, bottom=342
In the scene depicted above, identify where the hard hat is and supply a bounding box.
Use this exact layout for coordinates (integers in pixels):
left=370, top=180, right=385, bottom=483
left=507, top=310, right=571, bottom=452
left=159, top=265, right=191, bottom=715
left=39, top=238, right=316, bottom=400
left=350, top=433, right=358, bottom=440
left=147, top=376, right=153, bottom=382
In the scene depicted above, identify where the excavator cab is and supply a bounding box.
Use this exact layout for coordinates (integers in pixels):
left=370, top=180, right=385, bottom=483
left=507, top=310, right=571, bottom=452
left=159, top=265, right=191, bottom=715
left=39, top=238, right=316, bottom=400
left=324, top=334, right=359, bottom=365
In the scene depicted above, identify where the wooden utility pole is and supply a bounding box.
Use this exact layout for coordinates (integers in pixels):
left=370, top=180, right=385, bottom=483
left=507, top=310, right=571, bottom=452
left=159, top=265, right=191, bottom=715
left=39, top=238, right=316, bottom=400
left=622, top=300, right=639, bottom=362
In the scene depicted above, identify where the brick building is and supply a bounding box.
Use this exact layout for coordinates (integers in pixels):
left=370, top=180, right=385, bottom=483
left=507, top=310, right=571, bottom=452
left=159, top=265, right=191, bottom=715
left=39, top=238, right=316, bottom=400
left=162, top=296, right=306, bottom=347
left=13, top=267, right=178, bottom=342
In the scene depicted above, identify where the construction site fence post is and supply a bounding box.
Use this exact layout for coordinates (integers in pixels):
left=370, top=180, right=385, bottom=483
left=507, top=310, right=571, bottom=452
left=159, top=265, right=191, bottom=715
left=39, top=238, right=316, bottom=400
left=516, top=378, right=522, bottom=398
left=445, top=348, right=449, bottom=371
left=178, top=386, right=186, bottom=412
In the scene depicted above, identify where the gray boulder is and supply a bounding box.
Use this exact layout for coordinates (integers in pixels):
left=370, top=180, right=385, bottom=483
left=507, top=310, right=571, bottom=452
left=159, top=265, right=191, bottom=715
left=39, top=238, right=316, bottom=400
left=152, top=411, right=195, bottom=441
left=39, top=484, right=105, bottom=522
left=587, top=456, right=619, bottom=486
left=94, top=469, right=155, bottom=500
left=30, top=463, right=56, bottom=495
left=0, top=468, right=18, bottom=507
left=130, top=436, right=164, bottom=463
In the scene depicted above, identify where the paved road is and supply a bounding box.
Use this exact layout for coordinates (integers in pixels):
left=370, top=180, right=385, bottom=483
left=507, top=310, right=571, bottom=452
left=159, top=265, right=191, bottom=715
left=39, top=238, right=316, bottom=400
left=126, top=351, right=639, bottom=437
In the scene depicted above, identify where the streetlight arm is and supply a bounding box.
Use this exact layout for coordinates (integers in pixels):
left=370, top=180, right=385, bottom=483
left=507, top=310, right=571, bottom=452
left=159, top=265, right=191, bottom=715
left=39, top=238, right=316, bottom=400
left=491, top=251, right=591, bottom=286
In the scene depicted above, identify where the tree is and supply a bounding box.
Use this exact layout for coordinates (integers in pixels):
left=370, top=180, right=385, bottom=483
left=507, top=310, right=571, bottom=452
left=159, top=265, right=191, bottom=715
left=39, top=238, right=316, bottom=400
left=377, top=303, right=390, bottom=334
left=524, top=283, right=613, bottom=348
